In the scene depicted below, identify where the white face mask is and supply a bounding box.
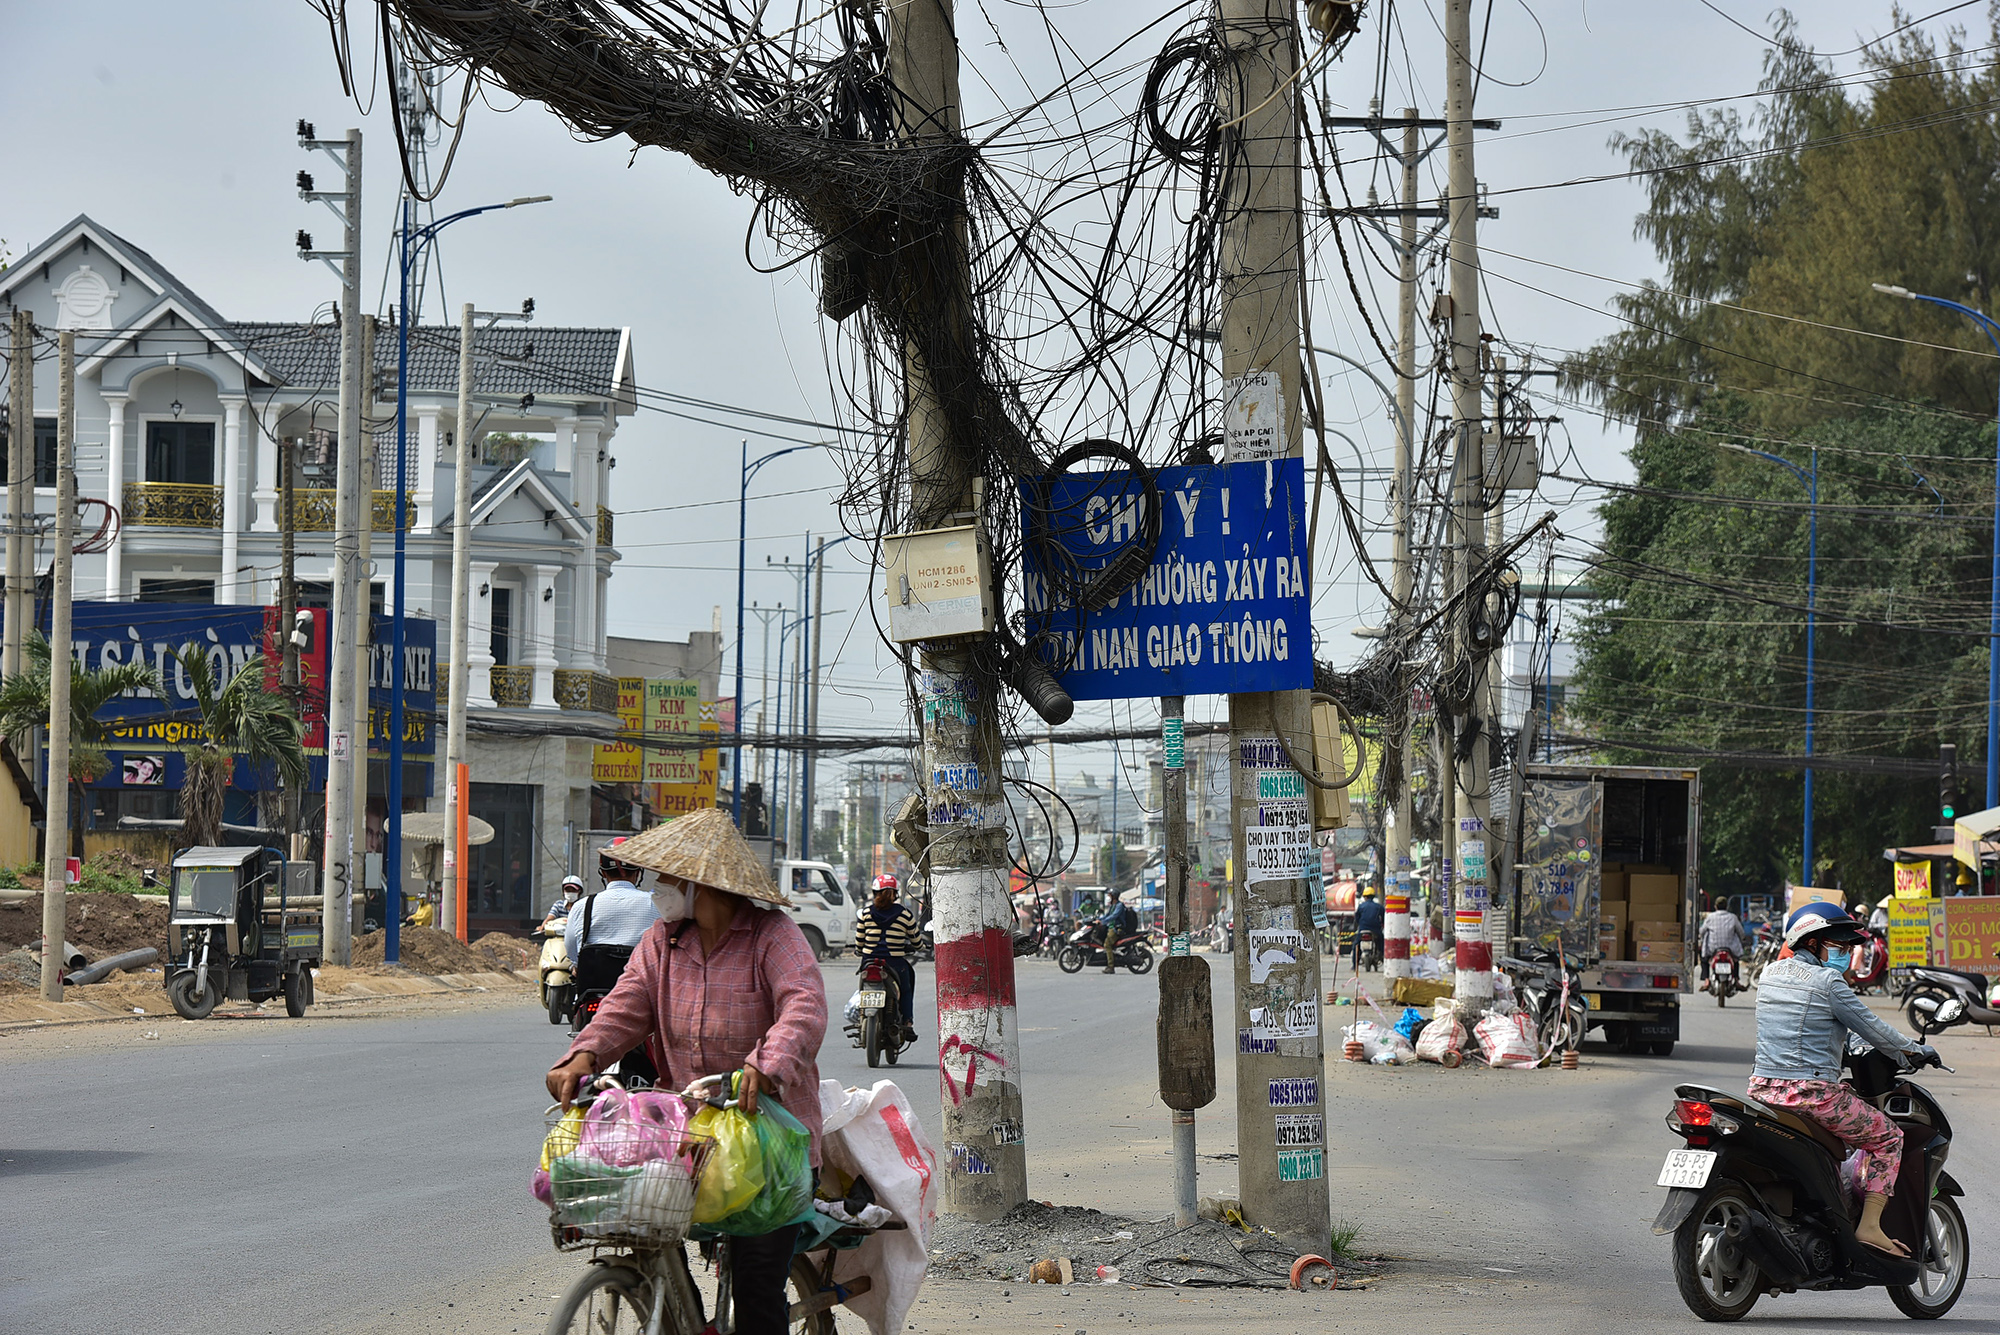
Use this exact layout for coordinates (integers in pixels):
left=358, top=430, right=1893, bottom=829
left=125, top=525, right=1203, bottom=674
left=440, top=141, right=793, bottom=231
left=652, top=879, right=690, bottom=921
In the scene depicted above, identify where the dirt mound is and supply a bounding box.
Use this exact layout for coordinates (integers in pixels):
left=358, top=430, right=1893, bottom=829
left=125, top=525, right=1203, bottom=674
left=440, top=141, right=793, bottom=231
left=351, top=926, right=496, bottom=976
left=474, top=931, right=537, bottom=972
left=0, top=892, right=169, bottom=960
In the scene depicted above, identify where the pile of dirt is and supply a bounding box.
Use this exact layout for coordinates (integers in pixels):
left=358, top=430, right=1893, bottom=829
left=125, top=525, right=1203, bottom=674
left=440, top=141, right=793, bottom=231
left=352, top=926, right=495, bottom=976
left=473, top=931, right=538, bottom=973
left=927, top=1201, right=1383, bottom=1289
left=0, top=892, right=169, bottom=960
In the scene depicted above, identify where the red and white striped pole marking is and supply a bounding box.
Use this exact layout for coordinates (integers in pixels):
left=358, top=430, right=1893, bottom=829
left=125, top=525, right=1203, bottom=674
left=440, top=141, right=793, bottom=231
left=1453, top=815, right=1495, bottom=1011
left=1383, top=867, right=1412, bottom=981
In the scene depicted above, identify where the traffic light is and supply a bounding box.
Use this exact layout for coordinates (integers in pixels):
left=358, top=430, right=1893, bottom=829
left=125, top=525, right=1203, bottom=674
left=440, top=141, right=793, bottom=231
left=1941, top=743, right=1959, bottom=821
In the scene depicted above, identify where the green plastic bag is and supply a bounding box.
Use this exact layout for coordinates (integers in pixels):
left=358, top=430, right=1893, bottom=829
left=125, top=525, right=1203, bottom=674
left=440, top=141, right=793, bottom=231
left=689, top=1096, right=814, bottom=1237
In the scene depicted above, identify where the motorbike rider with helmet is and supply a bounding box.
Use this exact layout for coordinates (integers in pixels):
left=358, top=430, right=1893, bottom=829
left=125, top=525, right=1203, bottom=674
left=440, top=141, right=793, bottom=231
left=1353, top=885, right=1385, bottom=968
left=1753, top=901, right=1936, bottom=1258
left=1699, top=902, right=1746, bottom=982
left=543, top=874, right=586, bottom=928
left=564, top=840, right=661, bottom=966
left=853, top=874, right=921, bottom=1042
left=1098, top=895, right=1139, bottom=974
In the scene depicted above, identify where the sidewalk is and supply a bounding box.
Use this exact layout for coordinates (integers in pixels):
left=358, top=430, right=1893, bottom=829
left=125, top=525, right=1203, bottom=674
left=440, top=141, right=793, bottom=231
left=0, top=966, right=532, bottom=1031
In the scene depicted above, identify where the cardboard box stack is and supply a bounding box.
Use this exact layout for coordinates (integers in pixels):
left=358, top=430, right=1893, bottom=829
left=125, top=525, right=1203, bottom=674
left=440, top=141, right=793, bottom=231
left=1627, top=865, right=1683, bottom=963
left=1598, top=866, right=1627, bottom=959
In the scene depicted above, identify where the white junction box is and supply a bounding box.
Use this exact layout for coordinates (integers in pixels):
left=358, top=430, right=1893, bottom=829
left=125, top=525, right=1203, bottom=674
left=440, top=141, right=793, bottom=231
left=880, top=524, right=996, bottom=643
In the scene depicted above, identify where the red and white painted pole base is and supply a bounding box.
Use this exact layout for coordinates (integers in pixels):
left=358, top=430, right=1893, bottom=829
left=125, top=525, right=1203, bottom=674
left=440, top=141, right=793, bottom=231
left=1453, top=907, right=1495, bottom=1013
left=1383, top=875, right=1412, bottom=982
left=932, top=865, right=1028, bottom=1219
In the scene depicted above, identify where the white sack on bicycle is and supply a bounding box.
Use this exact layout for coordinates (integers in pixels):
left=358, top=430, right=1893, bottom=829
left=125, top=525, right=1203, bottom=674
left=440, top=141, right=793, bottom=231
left=817, top=1078, right=938, bottom=1335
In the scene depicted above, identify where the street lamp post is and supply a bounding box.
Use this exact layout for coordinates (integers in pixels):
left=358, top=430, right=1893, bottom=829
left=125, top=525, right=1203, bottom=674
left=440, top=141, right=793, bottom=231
left=1873, top=283, right=2000, bottom=810
left=386, top=192, right=549, bottom=964
left=800, top=534, right=854, bottom=859
left=734, top=442, right=823, bottom=824
left=1724, top=442, right=1819, bottom=882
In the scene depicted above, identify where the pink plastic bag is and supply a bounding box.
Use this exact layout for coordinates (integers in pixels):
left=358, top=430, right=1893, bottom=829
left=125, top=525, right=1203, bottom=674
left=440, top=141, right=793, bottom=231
left=578, top=1086, right=693, bottom=1167
left=1474, top=1012, right=1539, bottom=1068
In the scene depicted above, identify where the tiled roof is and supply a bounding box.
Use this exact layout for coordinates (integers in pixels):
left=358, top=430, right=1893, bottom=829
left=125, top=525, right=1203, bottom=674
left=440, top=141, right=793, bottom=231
left=228, top=321, right=624, bottom=400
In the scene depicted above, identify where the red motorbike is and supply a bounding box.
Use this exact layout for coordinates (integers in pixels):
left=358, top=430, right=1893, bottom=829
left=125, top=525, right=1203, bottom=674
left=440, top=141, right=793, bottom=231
left=1704, top=949, right=1741, bottom=1006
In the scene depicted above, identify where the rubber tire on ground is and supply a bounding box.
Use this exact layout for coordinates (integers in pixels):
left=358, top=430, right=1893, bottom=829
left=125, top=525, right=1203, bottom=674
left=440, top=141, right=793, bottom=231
left=1057, top=946, right=1085, bottom=974
left=800, top=927, right=826, bottom=961
left=168, top=971, right=219, bottom=1021
left=864, top=1014, right=881, bottom=1069
left=1672, top=1180, right=1762, bottom=1322
left=549, top=985, right=571, bottom=1026
left=546, top=1263, right=650, bottom=1335
left=1650, top=1041, right=1676, bottom=1056
left=788, top=1254, right=838, bottom=1335
left=1907, top=988, right=1954, bottom=1038
left=284, top=966, right=309, bottom=1018
left=1888, top=1193, right=1970, bottom=1319
left=1126, top=944, right=1155, bottom=975
left=1717, top=991, right=1727, bottom=1008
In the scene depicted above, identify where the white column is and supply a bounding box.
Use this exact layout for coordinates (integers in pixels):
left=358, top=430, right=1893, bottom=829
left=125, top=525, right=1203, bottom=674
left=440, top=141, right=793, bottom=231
left=252, top=402, right=279, bottom=532
left=574, top=426, right=599, bottom=673
left=416, top=408, right=440, bottom=531
left=468, top=560, right=497, bottom=707
left=595, top=572, right=610, bottom=672
left=219, top=397, right=245, bottom=604
left=102, top=394, right=126, bottom=600
left=554, top=418, right=576, bottom=475
left=529, top=562, right=560, bottom=707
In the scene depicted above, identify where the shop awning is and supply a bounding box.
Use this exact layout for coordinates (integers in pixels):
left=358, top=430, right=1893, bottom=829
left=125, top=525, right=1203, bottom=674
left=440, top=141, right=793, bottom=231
left=1954, top=806, right=2000, bottom=868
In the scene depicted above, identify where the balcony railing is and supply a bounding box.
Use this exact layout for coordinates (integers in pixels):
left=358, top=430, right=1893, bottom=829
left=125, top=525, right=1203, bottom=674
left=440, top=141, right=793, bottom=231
left=598, top=505, right=613, bottom=547
left=554, top=669, right=619, bottom=714
left=490, top=665, right=534, bottom=709
left=285, top=489, right=417, bottom=532
left=123, top=482, right=223, bottom=529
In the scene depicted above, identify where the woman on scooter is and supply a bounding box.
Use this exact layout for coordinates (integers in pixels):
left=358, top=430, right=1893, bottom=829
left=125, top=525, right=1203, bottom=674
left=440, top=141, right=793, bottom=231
left=1752, top=901, right=1935, bottom=1258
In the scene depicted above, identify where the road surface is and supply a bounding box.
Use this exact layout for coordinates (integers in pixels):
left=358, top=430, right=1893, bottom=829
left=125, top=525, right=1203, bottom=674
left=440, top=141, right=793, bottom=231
left=2, top=956, right=1996, bottom=1333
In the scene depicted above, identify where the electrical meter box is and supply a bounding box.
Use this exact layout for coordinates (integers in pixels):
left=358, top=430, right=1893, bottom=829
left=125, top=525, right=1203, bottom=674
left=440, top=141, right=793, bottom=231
left=1309, top=698, right=1352, bottom=831
left=880, top=525, right=996, bottom=643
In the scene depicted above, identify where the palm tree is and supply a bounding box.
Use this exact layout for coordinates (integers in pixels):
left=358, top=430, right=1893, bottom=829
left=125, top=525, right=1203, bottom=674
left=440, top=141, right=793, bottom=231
left=0, top=633, right=163, bottom=862
left=173, top=646, right=307, bottom=848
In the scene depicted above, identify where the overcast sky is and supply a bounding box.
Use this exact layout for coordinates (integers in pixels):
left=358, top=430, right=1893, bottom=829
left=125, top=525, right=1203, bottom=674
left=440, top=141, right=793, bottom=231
left=2, top=1, right=1975, bottom=803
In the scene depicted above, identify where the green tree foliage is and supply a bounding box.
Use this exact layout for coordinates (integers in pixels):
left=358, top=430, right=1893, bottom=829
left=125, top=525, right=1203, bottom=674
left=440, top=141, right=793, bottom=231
left=1565, top=10, right=2000, bottom=898
left=173, top=646, right=307, bottom=849
left=0, top=634, right=162, bottom=860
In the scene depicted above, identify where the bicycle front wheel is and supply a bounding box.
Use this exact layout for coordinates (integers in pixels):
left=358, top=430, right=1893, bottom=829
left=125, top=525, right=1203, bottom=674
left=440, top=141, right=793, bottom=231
left=546, top=1264, right=652, bottom=1335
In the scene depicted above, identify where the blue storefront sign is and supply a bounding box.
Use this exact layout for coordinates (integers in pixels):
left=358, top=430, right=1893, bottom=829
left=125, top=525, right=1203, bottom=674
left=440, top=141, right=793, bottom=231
left=1021, top=458, right=1314, bottom=700
left=17, top=601, right=433, bottom=794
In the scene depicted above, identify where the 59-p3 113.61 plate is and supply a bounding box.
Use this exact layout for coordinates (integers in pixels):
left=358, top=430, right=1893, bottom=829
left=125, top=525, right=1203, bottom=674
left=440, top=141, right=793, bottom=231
left=1657, top=1148, right=1717, bottom=1189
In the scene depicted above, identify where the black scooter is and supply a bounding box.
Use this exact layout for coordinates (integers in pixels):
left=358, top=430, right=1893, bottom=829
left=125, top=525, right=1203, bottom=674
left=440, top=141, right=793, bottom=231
left=1653, top=1030, right=1968, bottom=1321
left=1055, top=923, right=1155, bottom=975
left=847, top=956, right=910, bottom=1068
left=1906, top=944, right=2000, bottom=1036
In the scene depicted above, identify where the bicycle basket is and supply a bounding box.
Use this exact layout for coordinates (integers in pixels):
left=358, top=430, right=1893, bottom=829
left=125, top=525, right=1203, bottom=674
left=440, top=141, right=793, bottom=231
left=545, top=1106, right=715, bottom=1251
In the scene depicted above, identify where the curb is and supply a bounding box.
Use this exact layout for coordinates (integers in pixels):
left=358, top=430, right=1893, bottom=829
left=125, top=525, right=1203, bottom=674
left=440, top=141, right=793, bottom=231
left=0, top=969, right=534, bottom=1031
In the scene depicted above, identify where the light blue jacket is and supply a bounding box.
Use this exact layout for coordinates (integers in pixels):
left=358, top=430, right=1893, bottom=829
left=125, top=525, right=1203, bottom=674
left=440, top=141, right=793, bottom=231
left=1752, top=954, right=1917, bottom=1081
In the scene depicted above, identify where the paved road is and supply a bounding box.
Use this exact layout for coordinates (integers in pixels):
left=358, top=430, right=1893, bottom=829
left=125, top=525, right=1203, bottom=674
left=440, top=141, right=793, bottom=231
left=4, top=957, right=1998, bottom=1334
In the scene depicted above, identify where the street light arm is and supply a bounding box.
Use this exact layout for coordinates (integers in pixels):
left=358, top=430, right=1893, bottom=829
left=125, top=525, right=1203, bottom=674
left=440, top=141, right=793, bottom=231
left=1717, top=441, right=1810, bottom=490
left=1309, top=344, right=1411, bottom=447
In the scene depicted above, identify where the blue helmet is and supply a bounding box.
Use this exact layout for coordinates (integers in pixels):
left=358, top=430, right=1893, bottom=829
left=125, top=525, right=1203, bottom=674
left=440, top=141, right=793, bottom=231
left=1783, top=901, right=1867, bottom=951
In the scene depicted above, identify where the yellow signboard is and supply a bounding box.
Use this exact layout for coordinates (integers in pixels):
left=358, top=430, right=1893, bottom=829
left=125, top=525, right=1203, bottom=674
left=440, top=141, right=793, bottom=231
left=1886, top=896, right=1934, bottom=968
left=653, top=710, right=720, bottom=817
left=1893, top=860, right=1934, bottom=900
left=1955, top=819, right=1983, bottom=870
left=643, top=679, right=701, bottom=786
left=591, top=677, right=645, bottom=783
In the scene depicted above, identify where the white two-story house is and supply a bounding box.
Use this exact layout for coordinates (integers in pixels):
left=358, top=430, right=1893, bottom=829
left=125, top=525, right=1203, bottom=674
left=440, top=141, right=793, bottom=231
left=0, top=215, right=639, bottom=933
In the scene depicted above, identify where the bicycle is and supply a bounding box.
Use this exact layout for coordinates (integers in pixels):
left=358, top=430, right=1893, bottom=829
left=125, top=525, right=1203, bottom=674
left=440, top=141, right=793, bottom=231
left=544, top=1074, right=885, bottom=1335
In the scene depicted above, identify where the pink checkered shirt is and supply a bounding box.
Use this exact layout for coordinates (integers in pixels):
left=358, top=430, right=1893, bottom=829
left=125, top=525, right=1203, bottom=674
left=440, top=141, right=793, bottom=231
left=557, top=902, right=829, bottom=1162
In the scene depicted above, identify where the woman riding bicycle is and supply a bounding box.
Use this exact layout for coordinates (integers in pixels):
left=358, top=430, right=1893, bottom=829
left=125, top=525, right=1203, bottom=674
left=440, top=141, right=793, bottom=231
left=547, top=807, right=828, bottom=1335
left=1753, top=901, right=1934, bottom=1258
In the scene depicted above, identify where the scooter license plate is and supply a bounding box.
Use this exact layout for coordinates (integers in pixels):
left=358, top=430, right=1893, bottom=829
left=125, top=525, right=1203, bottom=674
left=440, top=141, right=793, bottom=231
left=858, top=991, right=887, bottom=1008
left=1657, top=1149, right=1717, bottom=1189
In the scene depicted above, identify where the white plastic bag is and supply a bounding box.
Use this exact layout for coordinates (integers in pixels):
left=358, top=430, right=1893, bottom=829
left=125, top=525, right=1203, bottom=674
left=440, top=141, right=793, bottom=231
left=843, top=990, right=863, bottom=1028
left=1344, top=1019, right=1415, bottom=1064
left=816, top=1079, right=938, bottom=1335
left=1409, top=953, right=1444, bottom=980
left=1414, top=1013, right=1467, bottom=1066
left=1474, top=1011, right=1539, bottom=1068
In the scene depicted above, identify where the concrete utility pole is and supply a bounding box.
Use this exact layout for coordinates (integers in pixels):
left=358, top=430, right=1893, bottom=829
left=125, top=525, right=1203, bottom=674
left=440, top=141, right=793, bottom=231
left=442, top=302, right=476, bottom=940
left=887, top=0, right=1027, bottom=1219
left=280, top=426, right=301, bottom=850
left=5, top=308, right=31, bottom=682
left=1157, top=695, right=1213, bottom=1229
left=1383, top=108, right=1420, bottom=983
left=1445, top=0, right=1494, bottom=1014
left=39, top=333, right=75, bottom=1002
left=355, top=315, right=378, bottom=936
left=1219, top=0, right=1328, bottom=1249
left=313, top=126, right=362, bottom=967
left=804, top=536, right=827, bottom=860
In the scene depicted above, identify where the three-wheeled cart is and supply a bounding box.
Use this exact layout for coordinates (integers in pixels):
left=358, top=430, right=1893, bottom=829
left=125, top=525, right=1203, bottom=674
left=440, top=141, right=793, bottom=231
left=165, top=845, right=321, bottom=1020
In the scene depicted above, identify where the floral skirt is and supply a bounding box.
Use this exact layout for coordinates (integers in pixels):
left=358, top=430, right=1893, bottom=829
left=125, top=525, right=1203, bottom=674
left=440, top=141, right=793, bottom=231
left=1748, top=1076, right=1903, bottom=1195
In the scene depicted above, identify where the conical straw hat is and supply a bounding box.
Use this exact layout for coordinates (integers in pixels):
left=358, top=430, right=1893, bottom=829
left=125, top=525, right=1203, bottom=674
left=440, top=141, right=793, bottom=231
left=614, top=807, right=788, bottom=906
